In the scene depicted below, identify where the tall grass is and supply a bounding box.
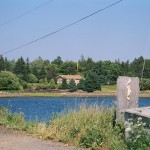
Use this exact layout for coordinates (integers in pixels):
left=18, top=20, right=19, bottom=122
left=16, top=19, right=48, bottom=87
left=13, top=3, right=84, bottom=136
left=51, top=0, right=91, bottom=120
left=0, top=106, right=38, bottom=133
left=1, top=105, right=149, bottom=150
left=40, top=105, right=127, bottom=150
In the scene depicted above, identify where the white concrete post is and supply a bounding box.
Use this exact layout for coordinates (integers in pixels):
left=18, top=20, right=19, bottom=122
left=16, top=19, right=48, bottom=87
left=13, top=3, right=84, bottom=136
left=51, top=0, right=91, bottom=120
left=116, top=76, right=139, bottom=122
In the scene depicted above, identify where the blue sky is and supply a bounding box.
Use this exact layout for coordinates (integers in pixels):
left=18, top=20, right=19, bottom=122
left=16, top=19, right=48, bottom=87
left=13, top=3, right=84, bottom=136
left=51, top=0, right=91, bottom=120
left=0, top=0, right=150, bottom=62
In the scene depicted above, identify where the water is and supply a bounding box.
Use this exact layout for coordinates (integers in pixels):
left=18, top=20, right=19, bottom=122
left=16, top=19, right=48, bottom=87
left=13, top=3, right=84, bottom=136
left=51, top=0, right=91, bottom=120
left=0, top=97, right=150, bottom=122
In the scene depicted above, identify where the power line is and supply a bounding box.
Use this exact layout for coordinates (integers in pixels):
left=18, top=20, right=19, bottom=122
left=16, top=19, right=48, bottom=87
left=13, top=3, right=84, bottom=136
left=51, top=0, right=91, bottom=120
left=0, top=0, right=54, bottom=27
left=2, top=0, right=124, bottom=55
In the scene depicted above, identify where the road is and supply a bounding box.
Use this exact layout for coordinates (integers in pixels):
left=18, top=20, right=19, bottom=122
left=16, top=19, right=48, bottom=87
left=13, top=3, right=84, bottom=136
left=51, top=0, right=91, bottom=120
left=0, top=126, right=79, bottom=150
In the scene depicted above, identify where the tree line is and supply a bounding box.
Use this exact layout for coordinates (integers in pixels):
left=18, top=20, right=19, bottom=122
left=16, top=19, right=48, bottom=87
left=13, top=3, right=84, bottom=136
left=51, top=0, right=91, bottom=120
left=0, top=55, right=149, bottom=91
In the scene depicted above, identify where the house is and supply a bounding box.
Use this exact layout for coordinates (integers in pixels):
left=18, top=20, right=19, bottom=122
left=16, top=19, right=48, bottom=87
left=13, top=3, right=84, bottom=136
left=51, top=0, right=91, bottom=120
left=56, top=75, right=83, bottom=85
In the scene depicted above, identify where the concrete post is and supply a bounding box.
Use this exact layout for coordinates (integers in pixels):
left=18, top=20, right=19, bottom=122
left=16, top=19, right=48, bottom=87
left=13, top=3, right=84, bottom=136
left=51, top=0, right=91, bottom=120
left=116, top=76, right=139, bottom=122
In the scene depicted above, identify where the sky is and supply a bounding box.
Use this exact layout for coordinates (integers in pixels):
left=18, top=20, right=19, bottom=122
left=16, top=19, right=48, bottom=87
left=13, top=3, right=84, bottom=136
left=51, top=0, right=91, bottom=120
left=0, top=0, right=150, bottom=62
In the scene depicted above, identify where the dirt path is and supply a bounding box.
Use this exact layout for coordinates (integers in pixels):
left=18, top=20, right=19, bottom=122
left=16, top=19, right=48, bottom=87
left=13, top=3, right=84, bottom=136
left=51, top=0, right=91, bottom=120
left=0, top=126, right=80, bottom=150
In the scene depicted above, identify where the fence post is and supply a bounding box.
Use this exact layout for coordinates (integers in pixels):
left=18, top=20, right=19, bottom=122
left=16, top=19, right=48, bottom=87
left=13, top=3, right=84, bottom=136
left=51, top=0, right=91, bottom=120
left=116, top=76, right=139, bottom=122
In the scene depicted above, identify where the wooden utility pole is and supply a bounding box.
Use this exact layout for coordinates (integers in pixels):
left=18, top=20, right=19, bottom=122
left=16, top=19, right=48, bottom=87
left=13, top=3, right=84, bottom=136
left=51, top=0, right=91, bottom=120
left=116, top=76, right=139, bottom=122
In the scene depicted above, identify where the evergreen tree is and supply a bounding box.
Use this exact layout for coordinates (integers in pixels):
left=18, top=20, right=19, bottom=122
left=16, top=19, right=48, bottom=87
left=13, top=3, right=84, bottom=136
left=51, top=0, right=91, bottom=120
left=143, top=59, right=150, bottom=78
left=14, top=57, right=27, bottom=80
left=51, top=56, right=63, bottom=67
left=0, top=55, right=5, bottom=71
left=130, top=56, right=144, bottom=77
left=45, top=64, right=58, bottom=81
left=60, top=78, right=68, bottom=89
left=4, top=58, right=12, bottom=71
left=84, top=71, right=101, bottom=92
left=78, top=54, right=87, bottom=73
left=26, top=57, right=31, bottom=74
left=40, top=66, right=47, bottom=79
left=86, top=57, right=95, bottom=71
left=121, top=60, right=129, bottom=76
left=69, top=79, right=77, bottom=92
left=92, top=61, right=107, bottom=85
left=59, top=61, right=77, bottom=74
left=77, top=79, right=85, bottom=90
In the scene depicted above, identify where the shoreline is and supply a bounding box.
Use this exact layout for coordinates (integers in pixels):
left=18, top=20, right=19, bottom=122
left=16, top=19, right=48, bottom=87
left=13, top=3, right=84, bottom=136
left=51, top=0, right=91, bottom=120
left=0, top=92, right=150, bottom=98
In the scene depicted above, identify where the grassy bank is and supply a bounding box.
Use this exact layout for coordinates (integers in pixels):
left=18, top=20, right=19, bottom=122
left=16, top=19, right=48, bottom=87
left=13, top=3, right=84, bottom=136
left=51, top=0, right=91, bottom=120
left=101, top=85, right=117, bottom=93
left=1, top=105, right=150, bottom=150
left=0, top=92, right=62, bottom=98
left=21, top=93, right=62, bottom=97
left=0, top=84, right=150, bottom=98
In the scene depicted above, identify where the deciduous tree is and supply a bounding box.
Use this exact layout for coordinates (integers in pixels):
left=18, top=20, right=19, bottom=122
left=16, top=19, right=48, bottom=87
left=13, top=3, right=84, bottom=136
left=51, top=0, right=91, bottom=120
left=0, top=71, right=21, bottom=90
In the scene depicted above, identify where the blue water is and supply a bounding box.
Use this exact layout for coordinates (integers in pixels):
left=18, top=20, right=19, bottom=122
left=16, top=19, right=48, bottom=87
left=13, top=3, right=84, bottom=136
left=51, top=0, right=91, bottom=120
left=0, top=97, right=150, bottom=122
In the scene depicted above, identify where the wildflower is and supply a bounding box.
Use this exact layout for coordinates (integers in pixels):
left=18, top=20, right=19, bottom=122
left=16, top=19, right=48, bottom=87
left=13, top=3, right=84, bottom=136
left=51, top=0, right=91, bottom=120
left=136, top=135, right=140, bottom=139
left=138, top=117, right=142, bottom=121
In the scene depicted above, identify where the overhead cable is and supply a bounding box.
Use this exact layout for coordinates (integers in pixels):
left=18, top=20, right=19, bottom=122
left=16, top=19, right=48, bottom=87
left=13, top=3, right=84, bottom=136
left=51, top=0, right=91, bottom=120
left=0, top=0, right=54, bottom=27
left=2, top=0, right=124, bottom=55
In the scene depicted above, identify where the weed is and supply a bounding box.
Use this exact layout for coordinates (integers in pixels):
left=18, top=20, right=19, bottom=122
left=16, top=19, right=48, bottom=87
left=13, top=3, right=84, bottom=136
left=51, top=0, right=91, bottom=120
left=125, top=117, right=150, bottom=150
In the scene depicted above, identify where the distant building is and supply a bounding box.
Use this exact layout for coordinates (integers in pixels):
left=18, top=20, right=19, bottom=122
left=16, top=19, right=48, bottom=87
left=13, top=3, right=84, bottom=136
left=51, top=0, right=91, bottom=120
left=56, top=75, right=83, bottom=85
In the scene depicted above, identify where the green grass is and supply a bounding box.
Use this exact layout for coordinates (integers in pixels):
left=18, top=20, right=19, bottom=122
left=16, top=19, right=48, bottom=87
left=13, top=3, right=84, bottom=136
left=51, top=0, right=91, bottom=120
left=0, top=92, right=62, bottom=97
left=140, top=90, right=150, bottom=94
left=22, top=93, right=62, bottom=97
left=101, top=85, right=150, bottom=96
left=101, top=85, right=116, bottom=93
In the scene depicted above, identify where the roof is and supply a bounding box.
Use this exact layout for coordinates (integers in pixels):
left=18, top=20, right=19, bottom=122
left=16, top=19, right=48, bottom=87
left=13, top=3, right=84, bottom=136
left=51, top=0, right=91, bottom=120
left=57, top=75, right=83, bottom=80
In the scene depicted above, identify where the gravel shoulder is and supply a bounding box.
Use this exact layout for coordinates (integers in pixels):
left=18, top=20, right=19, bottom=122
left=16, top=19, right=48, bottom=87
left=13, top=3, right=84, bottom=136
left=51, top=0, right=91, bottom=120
left=0, top=126, right=79, bottom=150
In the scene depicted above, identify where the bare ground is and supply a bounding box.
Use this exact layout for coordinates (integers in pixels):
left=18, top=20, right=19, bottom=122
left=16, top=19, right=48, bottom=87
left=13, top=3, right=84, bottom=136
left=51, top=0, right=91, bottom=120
left=0, top=126, right=80, bottom=150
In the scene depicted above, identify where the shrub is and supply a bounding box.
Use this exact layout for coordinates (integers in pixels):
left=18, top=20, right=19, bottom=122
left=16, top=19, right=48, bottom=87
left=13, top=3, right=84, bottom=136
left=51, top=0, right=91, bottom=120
left=39, top=78, right=48, bottom=83
left=19, top=79, right=29, bottom=89
left=26, top=73, right=38, bottom=83
left=36, top=83, right=50, bottom=90
left=140, top=78, right=150, bottom=90
left=49, top=79, right=56, bottom=89
left=35, top=83, right=56, bottom=90
left=125, top=117, right=150, bottom=150
left=0, top=71, right=21, bottom=90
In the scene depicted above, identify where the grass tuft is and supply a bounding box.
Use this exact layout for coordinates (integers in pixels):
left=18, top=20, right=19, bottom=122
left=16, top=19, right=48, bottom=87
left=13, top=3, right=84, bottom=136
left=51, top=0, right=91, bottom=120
left=44, top=105, right=126, bottom=149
